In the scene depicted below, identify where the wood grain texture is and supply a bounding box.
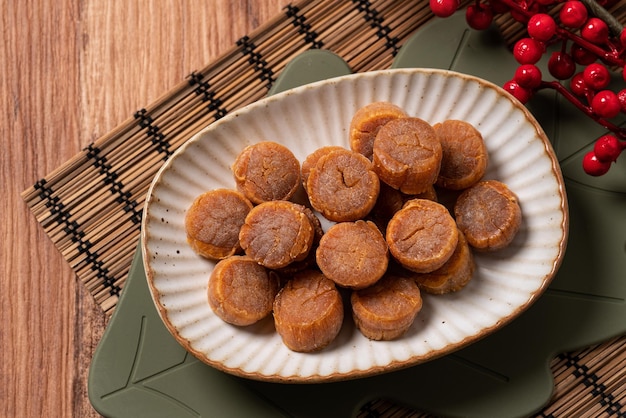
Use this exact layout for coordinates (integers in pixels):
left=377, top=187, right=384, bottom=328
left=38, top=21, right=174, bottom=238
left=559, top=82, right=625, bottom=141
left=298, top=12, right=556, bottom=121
left=11, top=1, right=619, bottom=417
left=3, top=1, right=283, bottom=417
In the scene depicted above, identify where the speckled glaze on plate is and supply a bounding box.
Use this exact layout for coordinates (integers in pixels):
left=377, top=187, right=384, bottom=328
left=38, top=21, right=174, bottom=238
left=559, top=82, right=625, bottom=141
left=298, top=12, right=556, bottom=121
left=141, top=68, right=568, bottom=383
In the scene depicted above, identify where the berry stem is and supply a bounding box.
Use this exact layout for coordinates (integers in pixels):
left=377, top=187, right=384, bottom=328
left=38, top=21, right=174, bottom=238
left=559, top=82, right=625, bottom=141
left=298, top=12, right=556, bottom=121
left=555, top=26, right=624, bottom=66
left=540, top=80, right=626, bottom=140
left=493, top=0, right=531, bottom=21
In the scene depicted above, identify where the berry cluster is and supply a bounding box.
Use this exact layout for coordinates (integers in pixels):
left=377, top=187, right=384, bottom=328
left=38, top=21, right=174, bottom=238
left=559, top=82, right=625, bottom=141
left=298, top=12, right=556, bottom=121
left=429, top=0, right=626, bottom=176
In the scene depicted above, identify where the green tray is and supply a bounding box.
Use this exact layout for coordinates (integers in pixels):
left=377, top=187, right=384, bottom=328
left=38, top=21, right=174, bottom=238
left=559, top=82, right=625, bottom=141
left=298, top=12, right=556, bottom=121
left=89, top=13, right=626, bottom=418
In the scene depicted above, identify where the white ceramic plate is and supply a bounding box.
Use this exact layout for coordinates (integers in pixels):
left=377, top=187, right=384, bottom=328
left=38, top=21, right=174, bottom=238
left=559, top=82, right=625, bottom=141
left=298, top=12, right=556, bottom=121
left=142, top=68, right=568, bottom=383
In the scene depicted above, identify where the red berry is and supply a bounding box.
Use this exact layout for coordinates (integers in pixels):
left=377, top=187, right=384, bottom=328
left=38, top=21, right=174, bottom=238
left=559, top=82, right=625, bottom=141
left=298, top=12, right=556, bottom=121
left=591, top=90, right=621, bottom=118
left=527, top=14, right=557, bottom=42
left=594, top=134, right=623, bottom=162
left=503, top=80, right=533, bottom=103
left=617, top=89, right=626, bottom=112
left=559, top=1, right=588, bottom=29
left=570, top=72, right=588, bottom=96
left=513, top=38, right=544, bottom=65
left=548, top=51, right=576, bottom=80
left=466, top=3, right=494, bottom=30
left=581, top=17, right=609, bottom=45
left=535, top=0, right=556, bottom=5
left=583, top=63, right=611, bottom=90
left=620, top=28, right=626, bottom=48
left=583, top=151, right=611, bottom=176
left=430, top=0, right=460, bottom=17
left=570, top=44, right=597, bottom=65
left=514, top=64, right=543, bottom=89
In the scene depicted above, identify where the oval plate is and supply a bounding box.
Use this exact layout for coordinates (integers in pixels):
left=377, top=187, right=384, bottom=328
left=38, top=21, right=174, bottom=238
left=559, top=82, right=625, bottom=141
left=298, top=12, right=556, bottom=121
left=142, top=68, right=568, bottom=383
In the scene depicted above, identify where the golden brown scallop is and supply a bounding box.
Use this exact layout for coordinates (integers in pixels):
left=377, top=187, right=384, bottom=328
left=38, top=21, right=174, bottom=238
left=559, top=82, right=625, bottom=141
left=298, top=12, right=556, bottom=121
left=386, top=199, right=458, bottom=273
left=306, top=148, right=380, bottom=222
left=274, top=207, right=325, bottom=276
left=349, top=101, right=409, bottom=160
left=454, top=180, right=522, bottom=251
left=316, top=220, right=389, bottom=289
left=239, top=200, right=314, bottom=269
left=434, top=120, right=488, bottom=190
left=301, top=146, right=345, bottom=188
left=372, top=117, right=442, bottom=195
left=232, top=141, right=301, bottom=204
left=273, top=269, right=344, bottom=352
left=351, top=274, right=423, bottom=341
left=185, top=189, right=253, bottom=260
left=208, top=256, right=280, bottom=326
left=414, top=229, right=475, bottom=294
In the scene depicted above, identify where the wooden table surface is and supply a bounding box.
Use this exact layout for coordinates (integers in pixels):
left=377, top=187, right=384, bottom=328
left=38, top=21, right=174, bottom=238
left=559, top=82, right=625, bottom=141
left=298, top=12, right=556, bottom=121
left=6, top=1, right=626, bottom=417
left=16, top=2, right=618, bottom=417
left=3, top=2, right=291, bottom=417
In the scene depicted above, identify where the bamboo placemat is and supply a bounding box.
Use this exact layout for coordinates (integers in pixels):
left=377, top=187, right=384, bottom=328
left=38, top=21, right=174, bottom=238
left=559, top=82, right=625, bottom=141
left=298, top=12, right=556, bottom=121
left=23, top=0, right=450, bottom=313
left=22, top=0, right=626, bottom=416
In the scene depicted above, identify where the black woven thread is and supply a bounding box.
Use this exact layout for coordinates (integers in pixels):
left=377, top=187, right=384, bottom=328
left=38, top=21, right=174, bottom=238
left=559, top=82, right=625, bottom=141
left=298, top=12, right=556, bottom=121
left=236, top=35, right=275, bottom=89
left=285, top=5, right=324, bottom=49
left=33, top=179, right=121, bottom=296
left=187, top=72, right=228, bottom=119
left=356, top=400, right=382, bottom=417
left=85, top=144, right=142, bottom=227
left=35, top=180, right=75, bottom=238
left=133, top=109, right=173, bottom=158
left=353, top=0, right=400, bottom=55
left=560, top=352, right=626, bottom=417
left=85, top=143, right=141, bottom=296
